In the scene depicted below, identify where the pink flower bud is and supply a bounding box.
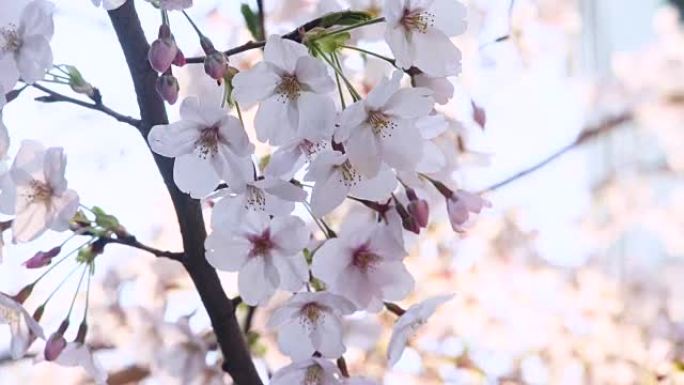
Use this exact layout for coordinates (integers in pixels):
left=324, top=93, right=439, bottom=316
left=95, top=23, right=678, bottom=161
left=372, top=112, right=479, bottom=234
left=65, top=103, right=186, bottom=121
left=204, top=51, right=228, bottom=80
left=446, top=190, right=490, bottom=233
left=472, top=100, right=486, bottom=129
left=172, top=48, right=186, bottom=67
left=401, top=215, right=420, bottom=234
left=23, top=246, right=61, bottom=269
left=148, top=36, right=178, bottom=73
left=408, top=199, right=430, bottom=228
left=45, top=332, right=67, bottom=361
left=156, top=73, right=179, bottom=105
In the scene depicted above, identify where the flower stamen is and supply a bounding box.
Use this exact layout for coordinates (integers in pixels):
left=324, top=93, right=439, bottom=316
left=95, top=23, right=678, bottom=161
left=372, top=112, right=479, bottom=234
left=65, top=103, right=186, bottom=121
left=335, top=161, right=361, bottom=188
left=368, top=111, right=396, bottom=138
left=0, top=25, right=21, bottom=55
left=194, top=126, right=220, bottom=159
left=276, top=75, right=301, bottom=102
left=401, top=9, right=435, bottom=33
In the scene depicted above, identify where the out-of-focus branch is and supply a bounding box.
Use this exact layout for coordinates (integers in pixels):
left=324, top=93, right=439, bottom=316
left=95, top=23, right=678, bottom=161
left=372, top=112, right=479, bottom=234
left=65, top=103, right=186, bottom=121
left=31, top=83, right=141, bottom=128
left=480, top=112, right=634, bottom=193
left=107, top=2, right=263, bottom=384
left=100, top=235, right=184, bottom=262
left=256, top=0, right=266, bottom=40
left=107, top=366, right=151, bottom=385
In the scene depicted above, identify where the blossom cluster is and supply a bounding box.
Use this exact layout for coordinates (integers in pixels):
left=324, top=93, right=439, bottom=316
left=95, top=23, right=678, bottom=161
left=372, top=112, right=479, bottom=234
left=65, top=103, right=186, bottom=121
left=0, top=0, right=491, bottom=383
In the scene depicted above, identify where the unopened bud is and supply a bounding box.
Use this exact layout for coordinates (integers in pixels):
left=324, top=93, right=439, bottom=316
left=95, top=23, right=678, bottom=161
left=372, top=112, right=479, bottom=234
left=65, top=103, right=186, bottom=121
left=75, top=322, right=88, bottom=344
left=23, top=246, right=61, bottom=269
left=12, top=284, right=34, bottom=304
left=33, top=305, right=45, bottom=322
left=172, top=48, right=186, bottom=67
left=156, top=73, right=179, bottom=105
left=45, top=321, right=69, bottom=361
left=204, top=51, right=228, bottom=81
left=408, top=199, right=430, bottom=228
left=149, top=36, right=178, bottom=73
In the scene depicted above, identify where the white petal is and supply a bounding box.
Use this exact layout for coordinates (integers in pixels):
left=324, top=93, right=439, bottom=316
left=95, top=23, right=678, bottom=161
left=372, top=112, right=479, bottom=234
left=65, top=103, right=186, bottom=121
left=413, top=74, right=454, bottom=105
left=296, top=92, right=335, bottom=141
left=231, top=62, right=280, bottom=106
left=270, top=215, right=309, bottom=253
left=387, top=324, right=411, bottom=366
left=264, top=35, right=308, bottom=74
left=218, top=115, right=254, bottom=157
left=43, top=147, right=66, bottom=194
left=312, top=314, right=346, bottom=358
left=304, top=150, right=344, bottom=182
left=379, top=119, right=423, bottom=171
left=310, top=171, right=348, bottom=217
left=261, top=178, right=306, bottom=202
left=0, top=116, right=9, bottom=159
left=385, top=26, right=413, bottom=70
left=430, top=0, right=467, bottom=36
left=15, top=35, right=52, bottom=84
left=179, top=96, right=225, bottom=127
left=295, top=56, right=335, bottom=93
left=311, top=239, right=349, bottom=284
left=383, top=88, right=434, bottom=119
left=238, top=256, right=275, bottom=305
left=12, top=200, right=48, bottom=242
left=47, top=189, right=79, bottom=232
left=148, top=121, right=200, bottom=158
left=346, top=126, right=381, bottom=178
left=412, top=29, right=462, bottom=77
left=272, top=254, right=308, bottom=292
left=277, top=320, right=316, bottom=360
left=20, top=0, right=55, bottom=38
left=205, top=232, right=251, bottom=271
left=254, top=96, right=298, bottom=145
left=366, top=71, right=402, bottom=110
left=173, top=153, right=220, bottom=198
left=350, top=165, right=396, bottom=202
left=373, top=261, right=414, bottom=301
left=265, top=142, right=305, bottom=178
left=335, top=101, right=368, bottom=143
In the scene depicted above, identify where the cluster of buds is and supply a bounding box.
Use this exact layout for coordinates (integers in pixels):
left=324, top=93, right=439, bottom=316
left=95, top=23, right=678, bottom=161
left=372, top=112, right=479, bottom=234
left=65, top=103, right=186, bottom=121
left=149, top=24, right=184, bottom=104
left=200, top=36, right=229, bottom=82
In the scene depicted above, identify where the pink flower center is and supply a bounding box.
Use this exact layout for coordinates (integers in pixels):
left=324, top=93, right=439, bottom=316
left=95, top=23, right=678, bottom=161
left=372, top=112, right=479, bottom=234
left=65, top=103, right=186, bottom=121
left=28, top=180, right=54, bottom=204
left=368, top=110, right=396, bottom=137
left=401, top=9, right=435, bottom=33
left=352, top=245, right=382, bottom=271
left=194, top=125, right=220, bottom=159
left=0, top=25, right=22, bottom=54
left=276, top=75, right=301, bottom=102
left=334, top=160, right=361, bottom=188
left=248, top=230, right=273, bottom=258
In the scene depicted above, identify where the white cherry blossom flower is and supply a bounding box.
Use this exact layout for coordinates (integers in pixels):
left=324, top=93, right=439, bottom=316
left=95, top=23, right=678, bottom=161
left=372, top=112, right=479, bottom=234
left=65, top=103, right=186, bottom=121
left=232, top=35, right=336, bottom=145
left=90, top=0, right=126, bottom=10
left=336, top=71, right=434, bottom=178
left=312, top=222, right=413, bottom=312
left=270, top=358, right=342, bottom=385
left=211, top=165, right=306, bottom=230
left=148, top=96, right=254, bottom=198
left=383, top=0, right=467, bottom=76
left=53, top=343, right=108, bottom=385
left=265, top=138, right=329, bottom=179
left=446, top=190, right=490, bottom=232
left=268, top=292, right=355, bottom=360
left=303, top=150, right=397, bottom=217
left=205, top=212, right=309, bottom=305
left=0, top=292, right=44, bottom=359
left=387, top=294, right=454, bottom=365
left=0, top=0, right=54, bottom=91
left=159, top=0, right=193, bottom=10
left=0, top=141, right=79, bottom=243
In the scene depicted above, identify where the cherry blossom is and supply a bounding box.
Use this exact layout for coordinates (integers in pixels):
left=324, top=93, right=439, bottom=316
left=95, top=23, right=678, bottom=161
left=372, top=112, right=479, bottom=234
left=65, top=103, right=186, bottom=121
left=270, top=357, right=342, bottom=385
left=413, top=74, right=454, bottom=105
left=446, top=190, right=490, bottom=233
left=0, top=140, right=79, bottom=243
left=387, top=294, right=454, bottom=365
left=0, top=292, right=44, bottom=359
left=54, top=343, right=108, bottom=385
left=148, top=96, right=254, bottom=198
left=205, top=212, right=309, bottom=305
left=0, top=0, right=54, bottom=91
left=159, top=0, right=193, bottom=10
left=232, top=35, right=336, bottom=145
left=211, top=167, right=306, bottom=230
left=383, top=0, right=467, bottom=76
left=312, top=222, right=412, bottom=311
left=335, top=71, right=434, bottom=178
left=303, top=150, right=397, bottom=217
left=90, top=0, right=126, bottom=10
left=265, top=138, right=329, bottom=179
left=268, top=292, right=355, bottom=360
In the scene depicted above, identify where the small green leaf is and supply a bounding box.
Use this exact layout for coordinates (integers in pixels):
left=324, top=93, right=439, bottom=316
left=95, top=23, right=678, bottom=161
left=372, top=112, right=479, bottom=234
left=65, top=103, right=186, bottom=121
left=92, top=206, right=121, bottom=233
left=258, top=154, right=271, bottom=172
left=314, top=32, right=351, bottom=54
left=319, top=11, right=373, bottom=28
left=241, top=4, right=262, bottom=41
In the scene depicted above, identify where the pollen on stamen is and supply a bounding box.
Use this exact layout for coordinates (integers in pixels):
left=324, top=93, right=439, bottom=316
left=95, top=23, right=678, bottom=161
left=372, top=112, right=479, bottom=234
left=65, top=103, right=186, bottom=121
left=194, top=126, right=220, bottom=159
left=368, top=111, right=397, bottom=138
left=401, top=9, right=436, bottom=33
left=276, top=75, right=302, bottom=103
left=245, top=186, right=266, bottom=212
left=336, top=161, right=361, bottom=188
left=0, top=24, right=21, bottom=54
left=299, top=302, right=326, bottom=331
left=27, top=180, right=54, bottom=204
left=304, top=364, right=324, bottom=385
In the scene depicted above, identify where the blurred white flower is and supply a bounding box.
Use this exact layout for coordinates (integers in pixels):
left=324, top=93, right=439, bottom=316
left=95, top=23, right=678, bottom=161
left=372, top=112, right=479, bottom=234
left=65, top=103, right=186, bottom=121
left=0, top=292, right=44, bottom=359
left=0, top=0, right=54, bottom=90
left=159, top=0, right=192, bottom=11
left=205, top=212, right=309, bottom=305
left=52, top=343, right=108, bottom=385
left=90, top=0, right=125, bottom=10
left=387, top=294, right=454, bottom=366
left=268, top=292, right=355, bottom=360
left=383, top=0, right=466, bottom=76
left=232, top=35, right=336, bottom=145
left=336, top=71, right=433, bottom=178
left=0, top=140, right=79, bottom=242
left=446, top=190, right=490, bottom=233
left=148, top=96, right=254, bottom=198
left=312, top=222, right=412, bottom=311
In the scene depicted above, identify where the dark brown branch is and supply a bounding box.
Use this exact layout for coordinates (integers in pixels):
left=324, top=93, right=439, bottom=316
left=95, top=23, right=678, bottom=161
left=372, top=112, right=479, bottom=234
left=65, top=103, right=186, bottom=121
left=107, top=2, right=262, bottom=384
left=100, top=235, right=184, bottom=262
left=256, top=0, right=266, bottom=40
left=243, top=305, right=257, bottom=334
left=31, top=83, right=141, bottom=128
left=480, top=113, right=633, bottom=193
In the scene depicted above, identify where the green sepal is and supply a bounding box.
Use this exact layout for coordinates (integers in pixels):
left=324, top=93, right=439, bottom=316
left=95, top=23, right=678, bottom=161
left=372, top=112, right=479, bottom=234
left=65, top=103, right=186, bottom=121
left=241, top=4, right=262, bottom=41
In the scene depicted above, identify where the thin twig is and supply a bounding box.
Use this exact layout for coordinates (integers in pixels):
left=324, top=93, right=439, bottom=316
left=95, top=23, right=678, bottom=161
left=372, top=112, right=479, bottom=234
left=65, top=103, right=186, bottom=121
left=31, top=83, right=140, bottom=128
left=243, top=305, right=257, bottom=334
left=480, top=113, right=633, bottom=193
left=100, top=235, right=184, bottom=262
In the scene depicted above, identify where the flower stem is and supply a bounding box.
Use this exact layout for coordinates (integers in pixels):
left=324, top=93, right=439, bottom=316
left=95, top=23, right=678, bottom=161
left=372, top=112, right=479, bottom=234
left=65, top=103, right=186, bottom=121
left=65, top=264, right=89, bottom=319
left=316, top=17, right=385, bottom=39
left=182, top=10, right=205, bottom=39
left=314, top=46, right=361, bottom=101
left=235, top=102, right=245, bottom=128
left=341, top=45, right=396, bottom=66
left=31, top=238, right=94, bottom=286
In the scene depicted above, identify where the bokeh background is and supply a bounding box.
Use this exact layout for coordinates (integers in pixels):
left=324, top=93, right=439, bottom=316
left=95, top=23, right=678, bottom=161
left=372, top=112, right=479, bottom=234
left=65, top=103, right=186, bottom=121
left=1, top=0, right=684, bottom=384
